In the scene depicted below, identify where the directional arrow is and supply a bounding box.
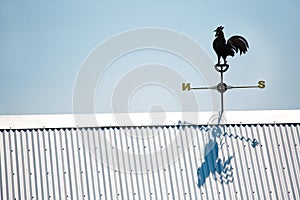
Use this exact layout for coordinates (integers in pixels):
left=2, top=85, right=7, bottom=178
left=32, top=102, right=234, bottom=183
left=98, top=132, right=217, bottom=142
left=182, top=63, right=266, bottom=115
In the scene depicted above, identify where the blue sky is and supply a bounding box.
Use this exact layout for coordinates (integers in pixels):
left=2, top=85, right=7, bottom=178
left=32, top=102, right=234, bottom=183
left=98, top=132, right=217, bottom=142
left=0, top=0, right=300, bottom=114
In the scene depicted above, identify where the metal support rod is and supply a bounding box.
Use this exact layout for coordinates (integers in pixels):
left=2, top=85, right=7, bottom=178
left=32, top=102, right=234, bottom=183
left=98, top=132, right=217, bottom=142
left=191, top=87, right=214, bottom=90
left=220, top=71, right=224, bottom=83
left=220, top=66, right=224, bottom=116
left=220, top=92, right=224, bottom=116
left=229, top=85, right=259, bottom=89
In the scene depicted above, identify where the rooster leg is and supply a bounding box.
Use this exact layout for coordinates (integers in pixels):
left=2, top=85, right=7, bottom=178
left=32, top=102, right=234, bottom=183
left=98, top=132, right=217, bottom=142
left=222, top=56, right=227, bottom=65
left=217, top=55, right=221, bottom=65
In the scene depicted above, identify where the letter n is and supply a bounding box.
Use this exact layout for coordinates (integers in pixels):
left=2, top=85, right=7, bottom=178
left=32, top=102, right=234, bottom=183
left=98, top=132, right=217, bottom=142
left=182, top=83, right=191, bottom=91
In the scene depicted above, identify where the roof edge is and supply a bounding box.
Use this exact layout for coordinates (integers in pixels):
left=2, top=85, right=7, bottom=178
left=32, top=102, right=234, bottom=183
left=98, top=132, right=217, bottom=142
left=0, top=110, right=299, bottom=129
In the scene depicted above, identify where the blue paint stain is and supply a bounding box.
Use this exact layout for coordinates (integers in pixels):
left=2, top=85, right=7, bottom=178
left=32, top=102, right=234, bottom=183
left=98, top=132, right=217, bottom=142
left=177, top=120, right=259, bottom=148
left=177, top=121, right=259, bottom=187
left=197, top=138, right=234, bottom=187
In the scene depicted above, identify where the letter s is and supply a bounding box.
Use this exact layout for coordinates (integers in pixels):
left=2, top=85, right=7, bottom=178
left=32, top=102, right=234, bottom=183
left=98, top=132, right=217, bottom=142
left=258, top=80, right=265, bottom=89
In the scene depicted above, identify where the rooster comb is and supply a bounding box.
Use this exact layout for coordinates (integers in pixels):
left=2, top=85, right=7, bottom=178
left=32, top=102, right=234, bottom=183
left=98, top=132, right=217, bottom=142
left=215, top=26, right=224, bottom=31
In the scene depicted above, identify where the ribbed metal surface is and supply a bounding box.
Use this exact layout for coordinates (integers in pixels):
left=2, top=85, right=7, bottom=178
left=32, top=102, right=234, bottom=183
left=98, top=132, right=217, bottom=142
left=0, top=124, right=299, bottom=199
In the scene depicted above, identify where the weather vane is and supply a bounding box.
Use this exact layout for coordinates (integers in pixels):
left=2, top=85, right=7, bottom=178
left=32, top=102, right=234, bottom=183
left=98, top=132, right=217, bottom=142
left=182, top=26, right=265, bottom=116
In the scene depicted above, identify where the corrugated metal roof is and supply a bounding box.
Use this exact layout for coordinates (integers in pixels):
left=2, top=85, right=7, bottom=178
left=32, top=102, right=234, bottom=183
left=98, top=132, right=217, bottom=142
left=1, top=122, right=299, bottom=199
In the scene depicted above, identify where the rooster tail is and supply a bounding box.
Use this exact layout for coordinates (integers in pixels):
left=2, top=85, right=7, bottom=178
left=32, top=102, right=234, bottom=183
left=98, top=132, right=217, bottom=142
left=227, top=35, right=249, bottom=55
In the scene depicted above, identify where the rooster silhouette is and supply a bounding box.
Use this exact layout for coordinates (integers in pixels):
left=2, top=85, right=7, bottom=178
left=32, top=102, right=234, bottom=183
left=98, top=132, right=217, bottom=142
left=213, top=26, right=249, bottom=65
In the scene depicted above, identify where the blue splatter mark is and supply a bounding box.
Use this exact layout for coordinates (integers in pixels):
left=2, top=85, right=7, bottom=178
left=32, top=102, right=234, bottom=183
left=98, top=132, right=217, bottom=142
left=197, top=137, right=234, bottom=187
left=177, top=121, right=259, bottom=187
left=178, top=121, right=259, bottom=148
left=221, top=129, right=259, bottom=148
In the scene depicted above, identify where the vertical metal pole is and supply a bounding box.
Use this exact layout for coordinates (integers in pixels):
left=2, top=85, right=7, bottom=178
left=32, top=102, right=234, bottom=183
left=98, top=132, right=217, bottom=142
left=220, top=67, right=224, bottom=116
left=220, top=93, right=224, bottom=115
left=218, top=65, right=227, bottom=124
